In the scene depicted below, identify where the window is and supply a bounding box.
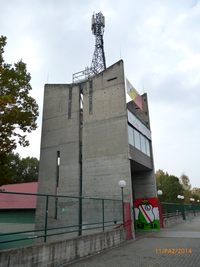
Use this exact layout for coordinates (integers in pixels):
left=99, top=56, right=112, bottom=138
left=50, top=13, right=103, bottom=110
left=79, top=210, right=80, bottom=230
left=145, top=139, right=151, bottom=157
left=128, top=125, right=151, bottom=157
left=89, top=80, right=93, bottom=114
left=56, top=151, right=60, bottom=187
left=68, top=87, right=72, bottom=119
left=134, top=129, right=141, bottom=150
left=128, top=125, right=134, bottom=146
left=55, top=151, right=60, bottom=220
left=140, top=134, right=146, bottom=154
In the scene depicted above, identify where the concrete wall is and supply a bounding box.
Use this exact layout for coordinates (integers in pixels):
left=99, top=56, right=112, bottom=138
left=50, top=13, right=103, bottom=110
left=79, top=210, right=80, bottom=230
left=0, top=229, right=125, bottom=267
left=81, top=60, right=132, bottom=228
left=163, top=211, right=200, bottom=228
left=163, top=214, right=184, bottom=228
left=82, top=60, right=131, bottom=201
left=132, top=170, right=157, bottom=199
left=36, top=84, right=80, bottom=230
left=35, top=60, right=157, bottom=240
left=129, top=146, right=153, bottom=170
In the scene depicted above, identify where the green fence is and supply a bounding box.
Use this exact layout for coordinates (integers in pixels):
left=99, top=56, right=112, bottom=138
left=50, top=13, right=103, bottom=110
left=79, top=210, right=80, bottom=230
left=0, top=191, right=123, bottom=250
left=161, top=202, right=200, bottom=220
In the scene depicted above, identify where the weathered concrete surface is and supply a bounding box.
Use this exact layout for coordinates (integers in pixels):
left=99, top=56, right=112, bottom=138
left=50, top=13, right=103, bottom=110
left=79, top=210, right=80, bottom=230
left=36, top=60, right=157, bottom=243
left=82, top=61, right=133, bottom=233
left=82, top=60, right=131, bottom=201
left=67, top=216, right=200, bottom=267
left=35, top=84, right=80, bottom=234
left=0, top=229, right=126, bottom=267
left=163, top=211, right=200, bottom=228
left=131, top=170, right=157, bottom=199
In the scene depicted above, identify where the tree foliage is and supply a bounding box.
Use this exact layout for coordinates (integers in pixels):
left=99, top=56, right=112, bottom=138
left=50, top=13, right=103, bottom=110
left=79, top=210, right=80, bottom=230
left=180, top=173, right=191, bottom=191
left=0, top=35, right=39, bottom=156
left=0, top=35, right=39, bottom=181
left=0, top=153, right=39, bottom=186
left=156, top=169, right=200, bottom=203
left=156, top=169, right=184, bottom=203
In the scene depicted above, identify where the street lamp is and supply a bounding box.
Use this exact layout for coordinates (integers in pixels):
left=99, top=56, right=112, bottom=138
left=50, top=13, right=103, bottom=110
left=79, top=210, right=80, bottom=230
left=190, top=198, right=195, bottom=216
left=177, top=195, right=184, bottom=200
left=118, top=180, right=126, bottom=226
left=157, top=190, right=163, bottom=196
left=177, top=195, right=185, bottom=220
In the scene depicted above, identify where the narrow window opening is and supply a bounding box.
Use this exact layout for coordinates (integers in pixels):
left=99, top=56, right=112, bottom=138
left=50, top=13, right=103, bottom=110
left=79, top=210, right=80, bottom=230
left=55, top=151, right=60, bottom=219
left=89, top=80, right=93, bottom=114
left=56, top=151, right=60, bottom=187
left=68, top=87, right=72, bottom=119
left=107, top=77, right=117, bottom=82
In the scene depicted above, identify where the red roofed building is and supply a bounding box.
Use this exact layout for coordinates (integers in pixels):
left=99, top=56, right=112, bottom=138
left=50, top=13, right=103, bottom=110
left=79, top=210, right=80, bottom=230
left=0, top=182, right=38, bottom=233
left=0, top=182, right=38, bottom=209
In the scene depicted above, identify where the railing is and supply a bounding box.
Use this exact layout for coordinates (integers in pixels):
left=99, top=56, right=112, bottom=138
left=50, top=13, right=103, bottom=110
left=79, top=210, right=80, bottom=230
left=0, top=191, right=123, bottom=250
left=161, top=202, right=200, bottom=221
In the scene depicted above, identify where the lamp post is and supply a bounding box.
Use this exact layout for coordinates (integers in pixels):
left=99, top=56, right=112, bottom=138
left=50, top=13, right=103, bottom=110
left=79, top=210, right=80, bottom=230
left=177, top=195, right=184, bottom=200
left=157, top=190, right=163, bottom=197
left=118, top=180, right=126, bottom=226
left=177, top=195, right=185, bottom=220
left=190, top=198, right=195, bottom=216
left=197, top=200, right=200, bottom=214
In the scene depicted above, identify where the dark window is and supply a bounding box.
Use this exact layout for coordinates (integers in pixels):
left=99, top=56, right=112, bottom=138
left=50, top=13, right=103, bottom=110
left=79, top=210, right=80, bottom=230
left=55, top=151, right=60, bottom=219
left=56, top=151, right=60, bottom=187
left=68, top=87, right=72, bottom=119
left=89, top=80, right=93, bottom=114
left=107, top=77, right=117, bottom=82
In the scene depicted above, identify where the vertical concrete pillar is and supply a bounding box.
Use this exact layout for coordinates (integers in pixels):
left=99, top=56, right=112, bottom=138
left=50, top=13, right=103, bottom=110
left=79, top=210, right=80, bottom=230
left=35, top=84, right=80, bottom=235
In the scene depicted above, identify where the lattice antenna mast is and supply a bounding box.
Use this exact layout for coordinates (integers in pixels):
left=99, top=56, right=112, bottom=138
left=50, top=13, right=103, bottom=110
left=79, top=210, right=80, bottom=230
left=91, top=12, right=106, bottom=75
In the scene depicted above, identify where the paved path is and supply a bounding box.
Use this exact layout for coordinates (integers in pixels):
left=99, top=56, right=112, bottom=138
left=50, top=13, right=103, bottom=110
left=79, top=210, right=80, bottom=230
left=67, top=216, right=200, bottom=267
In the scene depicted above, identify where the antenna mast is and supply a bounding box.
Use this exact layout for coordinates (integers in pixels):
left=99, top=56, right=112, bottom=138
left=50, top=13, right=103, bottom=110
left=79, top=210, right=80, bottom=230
left=73, top=11, right=106, bottom=83
left=90, top=12, right=106, bottom=74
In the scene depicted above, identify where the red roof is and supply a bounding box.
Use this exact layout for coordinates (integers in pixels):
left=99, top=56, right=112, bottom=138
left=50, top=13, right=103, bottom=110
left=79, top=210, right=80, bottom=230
left=0, top=182, right=38, bottom=209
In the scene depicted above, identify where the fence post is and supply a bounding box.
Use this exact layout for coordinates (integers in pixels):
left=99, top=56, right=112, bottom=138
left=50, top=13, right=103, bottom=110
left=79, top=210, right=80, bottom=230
left=78, top=197, right=82, bottom=236
left=44, top=195, right=49, bottom=242
left=121, top=188, right=125, bottom=226
left=102, top=199, right=105, bottom=231
left=158, top=201, right=164, bottom=228
left=182, top=203, right=186, bottom=220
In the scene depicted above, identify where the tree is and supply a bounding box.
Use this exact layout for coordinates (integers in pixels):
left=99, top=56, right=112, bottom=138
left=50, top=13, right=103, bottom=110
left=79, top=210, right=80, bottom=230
left=156, top=170, right=184, bottom=203
left=14, top=156, right=39, bottom=183
left=191, top=188, right=200, bottom=202
left=0, top=153, right=39, bottom=186
left=180, top=173, right=191, bottom=191
left=0, top=36, right=39, bottom=181
left=0, top=155, right=12, bottom=185
left=192, top=188, right=200, bottom=197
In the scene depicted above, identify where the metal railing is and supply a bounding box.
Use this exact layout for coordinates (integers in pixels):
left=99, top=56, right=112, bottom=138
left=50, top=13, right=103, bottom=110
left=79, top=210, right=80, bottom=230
left=161, top=202, right=200, bottom=220
left=0, top=191, right=123, bottom=250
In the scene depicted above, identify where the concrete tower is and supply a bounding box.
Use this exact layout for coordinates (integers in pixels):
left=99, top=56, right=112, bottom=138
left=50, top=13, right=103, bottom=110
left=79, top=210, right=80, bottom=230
left=35, top=60, right=157, bottom=240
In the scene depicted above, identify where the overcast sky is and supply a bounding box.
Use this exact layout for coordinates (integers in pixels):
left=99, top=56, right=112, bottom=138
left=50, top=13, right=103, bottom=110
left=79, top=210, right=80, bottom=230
left=1, top=0, right=200, bottom=188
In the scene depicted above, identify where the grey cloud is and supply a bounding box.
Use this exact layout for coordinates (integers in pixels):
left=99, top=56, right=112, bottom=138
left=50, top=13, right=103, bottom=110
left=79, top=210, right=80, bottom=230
left=1, top=0, right=200, bottom=187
